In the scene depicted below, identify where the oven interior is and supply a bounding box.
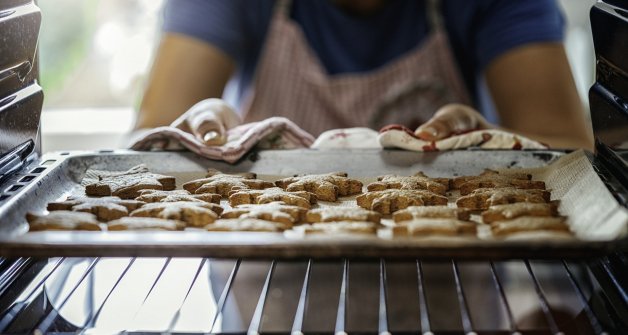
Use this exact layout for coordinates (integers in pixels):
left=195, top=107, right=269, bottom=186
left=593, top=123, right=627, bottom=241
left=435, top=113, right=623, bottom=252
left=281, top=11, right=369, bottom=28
left=0, top=0, right=627, bottom=334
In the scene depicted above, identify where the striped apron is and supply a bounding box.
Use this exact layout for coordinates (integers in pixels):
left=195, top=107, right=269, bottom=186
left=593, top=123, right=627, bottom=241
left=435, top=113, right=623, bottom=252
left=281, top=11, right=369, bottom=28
left=242, top=0, right=471, bottom=136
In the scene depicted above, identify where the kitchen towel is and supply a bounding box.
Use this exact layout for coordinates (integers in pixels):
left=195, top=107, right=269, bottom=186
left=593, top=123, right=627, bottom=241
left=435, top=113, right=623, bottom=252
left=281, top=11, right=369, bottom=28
left=378, top=125, right=548, bottom=151
left=130, top=117, right=315, bottom=163
left=130, top=121, right=547, bottom=163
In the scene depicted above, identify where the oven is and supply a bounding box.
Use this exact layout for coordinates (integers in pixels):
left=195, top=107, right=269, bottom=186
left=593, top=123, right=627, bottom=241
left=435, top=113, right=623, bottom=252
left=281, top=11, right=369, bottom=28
left=0, top=1, right=627, bottom=334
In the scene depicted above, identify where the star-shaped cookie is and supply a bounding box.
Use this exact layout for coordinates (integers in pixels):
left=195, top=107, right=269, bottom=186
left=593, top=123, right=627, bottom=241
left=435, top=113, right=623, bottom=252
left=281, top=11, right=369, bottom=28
left=490, top=216, right=570, bottom=237
left=291, top=221, right=378, bottom=235
left=183, top=170, right=273, bottom=197
left=85, top=164, right=176, bottom=199
left=135, top=189, right=221, bottom=204
left=393, top=205, right=471, bottom=222
left=130, top=201, right=223, bottom=227
left=356, top=189, right=448, bottom=214
left=481, top=202, right=558, bottom=224
left=453, top=170, right=544, bottom=195
left=275, top=172, right=363, bottom=202
left=456, top=188, right=550, bottom=210
left=47, top=196, right=145, bottom=221
left=367, top=173, right=449, bottom=195
left=205, top=218, right=290, bottom=232
left=27, top=211, right=102, bottom=231
left=305, top=207, right=381, bottom=224
left=107, top=217, right=185, bottom=231
left=221, top=201, right=306, bottom=225
left=229, top=187, right=316, bottom=209
left=391, top=218, right=477, bottom=237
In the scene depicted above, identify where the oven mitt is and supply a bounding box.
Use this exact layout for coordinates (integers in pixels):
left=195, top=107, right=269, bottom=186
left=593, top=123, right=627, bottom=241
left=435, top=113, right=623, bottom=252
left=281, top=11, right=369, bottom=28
left=129, top=117, right=315, bottom=163
left=378, top=125, right=548, bottom=151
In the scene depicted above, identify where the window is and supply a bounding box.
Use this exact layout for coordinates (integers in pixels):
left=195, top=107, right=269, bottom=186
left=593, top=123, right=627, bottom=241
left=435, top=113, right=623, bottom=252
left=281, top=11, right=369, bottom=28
left=38, top=0, right=164, bottom=151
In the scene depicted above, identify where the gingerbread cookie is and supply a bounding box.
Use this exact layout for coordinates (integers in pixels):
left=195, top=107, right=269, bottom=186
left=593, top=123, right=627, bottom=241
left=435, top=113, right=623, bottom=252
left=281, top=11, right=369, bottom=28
left=391, top=218, right=477, bottom=237
left=107, top=217, right=185, bottom=231
left=490, top=216, right=570, bottom=236
left=130, top=201, right=223, bottom=227
left=205, top=218, right=290, bottom=232
left=452, top=169, right=531, bottom=189
left=275, top=172, right=362, bottom=202
left=229, top=187, right=316, bottom=209
left=221, top=201, right=306, bottom=225
left=367, top=173, right=448, bottom=195
left=356, top=189, right=448, bottom=214
left=306, top=207, right=381, bottom=224
left=85, top=165, right=176, bottom=199
left=453, top=170, right=544, bottom=195
left=183, top=170, right=273, bottom=197
left=393, top=206, right=471, bottom=222
left=456, top=188, right=550, bottom=210
left=291, top=221, right=377, bottom=235
left=47, top=196, right=145, bottom=221
left=482, top=202, right=558, bottom=224
left=27, top=211, right=102, bottom=231
left=135, top=189, right=220, bottom=204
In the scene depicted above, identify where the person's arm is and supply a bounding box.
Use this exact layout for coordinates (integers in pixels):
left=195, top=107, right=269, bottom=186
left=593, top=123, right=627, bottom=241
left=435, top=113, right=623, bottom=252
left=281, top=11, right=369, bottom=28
left=485, top=42, right=593, bottom=150
left=416, top=0, right=593, bottom=150
left=136, top=33, right=236, bottom=129
left=415, top=43, right=594, bottom=150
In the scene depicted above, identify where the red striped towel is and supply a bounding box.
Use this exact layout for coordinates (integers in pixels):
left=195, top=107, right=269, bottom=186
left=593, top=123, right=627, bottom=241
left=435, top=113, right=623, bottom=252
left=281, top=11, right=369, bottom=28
left=130, top=117, right=315, bottom=163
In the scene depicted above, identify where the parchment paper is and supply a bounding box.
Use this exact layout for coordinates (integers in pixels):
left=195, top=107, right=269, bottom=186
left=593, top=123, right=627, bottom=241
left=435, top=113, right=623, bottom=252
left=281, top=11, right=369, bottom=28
left=497, top=150, right=628, bottom=240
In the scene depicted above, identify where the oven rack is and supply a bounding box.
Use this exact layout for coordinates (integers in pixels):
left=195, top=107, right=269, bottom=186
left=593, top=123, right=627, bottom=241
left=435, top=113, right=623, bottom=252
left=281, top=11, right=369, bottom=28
left=0, top=255, right=626, bottom=334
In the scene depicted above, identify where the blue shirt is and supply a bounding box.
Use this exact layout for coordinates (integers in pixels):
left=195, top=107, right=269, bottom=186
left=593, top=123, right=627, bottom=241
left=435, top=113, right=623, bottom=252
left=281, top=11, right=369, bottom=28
left=163, top=0, right=565, bottom=121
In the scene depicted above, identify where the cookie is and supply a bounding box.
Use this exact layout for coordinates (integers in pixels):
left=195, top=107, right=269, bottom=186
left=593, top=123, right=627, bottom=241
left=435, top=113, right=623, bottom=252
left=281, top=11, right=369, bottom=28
left=47, top=196, right=145, bottom=221
left=183, top=170, right=273, bottom=198
left=229, top=187, right=316, bottom=209
left=490, top=216, right=570, bottom=236
left=306, top=207, right=381, bottom=224
left=135, top=189, right=221, bottom=204
left=391, top=218, right=477, bottom=237
left=453, top=170, right=544, bottom=195
left=481, top=202, right=558, bottom=224
left=393, top=205, right=471, bottom=222
left=130, top=201, right=223, bottom=227
left=26, top=211, right=102, bottom=231
left=107, top=217, right=185, bottom=231
left=85, top=165, right=176, bottom=199
left=367, top=173, right=448, bottom=195
left=291, top=221, right=377, bottom=235
left=275, top=172, right=363, bottom=202
left=221, top=201, right=306, bottom=225
left=356, top=189, right=448, bottom=214
left=452, top=169, right=531, bottom=189
left=205, top=218, right=290, bottom=232
left=456, top=188, right=550, bottom=210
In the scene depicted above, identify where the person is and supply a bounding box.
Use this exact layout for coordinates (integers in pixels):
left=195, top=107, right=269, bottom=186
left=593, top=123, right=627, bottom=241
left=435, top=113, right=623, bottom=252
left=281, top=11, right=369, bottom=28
left=137, top=0, right=593, bottom=150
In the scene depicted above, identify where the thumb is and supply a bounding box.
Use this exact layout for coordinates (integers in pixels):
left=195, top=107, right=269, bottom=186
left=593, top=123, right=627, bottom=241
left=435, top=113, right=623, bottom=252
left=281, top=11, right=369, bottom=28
left=193, top=118, right=228, bottom=146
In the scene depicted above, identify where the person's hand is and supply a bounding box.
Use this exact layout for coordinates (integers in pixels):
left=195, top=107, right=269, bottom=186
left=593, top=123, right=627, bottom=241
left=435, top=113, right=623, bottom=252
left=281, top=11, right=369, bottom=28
left=171, top=98, right=242, bottom=145
left=414, top=103, right=493, bottom=140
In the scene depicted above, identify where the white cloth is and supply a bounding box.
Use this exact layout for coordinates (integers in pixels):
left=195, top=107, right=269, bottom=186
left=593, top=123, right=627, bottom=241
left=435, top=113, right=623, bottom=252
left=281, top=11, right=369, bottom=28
left=378, top=125, right=547, bottom=151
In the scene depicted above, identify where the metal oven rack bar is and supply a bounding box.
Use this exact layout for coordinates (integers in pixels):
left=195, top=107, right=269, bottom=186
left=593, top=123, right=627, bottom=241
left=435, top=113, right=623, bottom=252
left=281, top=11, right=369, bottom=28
left=0, top=255, right=625, bottom=334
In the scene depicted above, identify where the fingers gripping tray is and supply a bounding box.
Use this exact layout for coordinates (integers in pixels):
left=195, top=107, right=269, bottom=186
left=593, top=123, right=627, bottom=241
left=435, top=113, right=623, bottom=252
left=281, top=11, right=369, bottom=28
left=0, top=149, right=626, bottom=259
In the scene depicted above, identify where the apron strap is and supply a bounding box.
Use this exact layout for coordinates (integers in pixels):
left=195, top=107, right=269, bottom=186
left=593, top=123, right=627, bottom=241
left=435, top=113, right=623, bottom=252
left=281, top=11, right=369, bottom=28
left=426, top=0, right=444, bottom=31
left=275, top=0, right=291, bottom=15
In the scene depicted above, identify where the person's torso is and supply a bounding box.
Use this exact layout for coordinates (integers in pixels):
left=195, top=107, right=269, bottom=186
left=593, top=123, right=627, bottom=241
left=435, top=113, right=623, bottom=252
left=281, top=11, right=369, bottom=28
left=235, top=0, right=477, bottom=105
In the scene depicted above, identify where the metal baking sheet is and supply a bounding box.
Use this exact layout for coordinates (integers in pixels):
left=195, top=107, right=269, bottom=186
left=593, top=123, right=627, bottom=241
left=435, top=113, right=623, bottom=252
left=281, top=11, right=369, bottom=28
left=0, top=149, right=625, bottom=259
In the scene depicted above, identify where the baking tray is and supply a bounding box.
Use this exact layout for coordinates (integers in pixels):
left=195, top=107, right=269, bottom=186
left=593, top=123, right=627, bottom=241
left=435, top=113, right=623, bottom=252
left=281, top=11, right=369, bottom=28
left=0, top=149, right=626, bottom=259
